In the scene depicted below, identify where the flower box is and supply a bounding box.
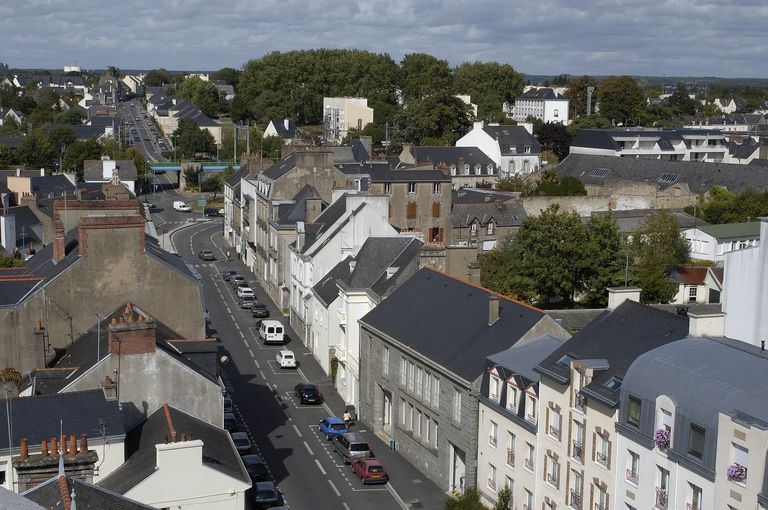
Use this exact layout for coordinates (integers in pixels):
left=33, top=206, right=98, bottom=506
left=727, top=463, right=747, bottom=482
left=655, top=428, right=670, bottom=450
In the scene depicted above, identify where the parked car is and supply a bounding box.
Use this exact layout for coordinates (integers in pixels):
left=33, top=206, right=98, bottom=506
left=204, top=207, right=221, bottom=217
left=333, top=432, right=371, bottom=464
left=224, top=412, right=239, bottom=433
left=251, top=303, right=270, bottom=319
left=352, top=458, right=388, bottom=485
left=230, top=275, right=245, bottom=287
left=318, top=417, right=348, bottom=440
left=222, top=269, right=236, bottom=281
left=294, top=383, right=322, bottom=405
left=198, top=249, right=215, bottom=261
left=252, top=481, right=280, bottom=509
left=241, top=454, right=270, bottom=482
left=239, top=294, right=256, bottom=309
left=259, top=320, right=285, bottom=345
left=223, top=394, right=233, bottom=413
left=230, top=431, right=251, bottom=455
left=276, top=350, right=296, bottom=368
left=237, top=287, right=254, bottom=299
left=234, top=280, right=250, bottom=291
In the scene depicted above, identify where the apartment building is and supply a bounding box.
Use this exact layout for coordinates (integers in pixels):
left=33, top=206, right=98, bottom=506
left=510, top=87, right=570, bottom=125
left=323, top=97, right=374, bottom=144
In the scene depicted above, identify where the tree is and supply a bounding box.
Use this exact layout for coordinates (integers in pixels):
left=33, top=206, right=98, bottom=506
left=444, top=488, right=487, bottom=510
left=16, top=130, right=57, bottom=168
left=176, top=76, right=223, bottom=117
left=581, top=214, right=626, bottom=306
left=47, top=125, right=76, bottom=152
left=63, top=138, right=103, bottom=179
left=453, top=61, right=524, bottom=121
left=211, top=67, right=241, bottom=88
left=597, top=76, right=644, bottom=126
left=567, top=113, right=613, bottom=136
left=668, top=83, right=697, bottom=116
left=56, top=108, right=84, bottom=125
left=536, top=122, right=572, bottom=160
left=0, top=254, right=23, bottom=268
left=494, top=484, right=512, bottom=510
left=184, top=166, right=203, bottom=189
left=201, top=175, right=222, bottom=197
left=691, top=186, right=768, bottom=224
left=173, top=119, right=216, bottom=159
left=106, top=66, right=121, bottom=80
left=394, top=93, right=471, bottom=146
left=631, top=211, right=689, bottom=303
left=700, top=102, right=722, bottom=117
left=143, top=68, right=174, bottom=87
left=400, top=53, right=453, bottom=103
left=565, top=75, right=598, bottom=119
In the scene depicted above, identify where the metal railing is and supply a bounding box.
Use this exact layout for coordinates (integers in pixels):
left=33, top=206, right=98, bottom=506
left=655, top=488, right=668, bottom=510
left=525, top=458, right=534, bottom=470
left=569, top=490, right=582, bottom=509
left=489, top=435, right=497, bottom=447
left=547, top=473, right=558, bottom=487
left=506, top=449, right=515, bottom=467
left=572, top=441, right=584, bottom=461
left=595, top=452, right=608, bottom=467
left=549, top=425, right=560, bottom=440
left=626, top=468, right=638, bottom=484
left=575, top=393, right=587, bottom=411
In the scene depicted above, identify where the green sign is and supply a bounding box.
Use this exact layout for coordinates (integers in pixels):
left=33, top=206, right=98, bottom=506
left=198, top=199, right=206, bottom=207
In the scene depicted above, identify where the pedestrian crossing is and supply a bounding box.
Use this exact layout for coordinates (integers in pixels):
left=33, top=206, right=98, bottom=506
left=193, top=263, right=217, bottom=268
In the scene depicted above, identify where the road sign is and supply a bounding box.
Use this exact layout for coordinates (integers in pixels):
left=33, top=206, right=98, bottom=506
left=198, top=199, right=206, bottom=207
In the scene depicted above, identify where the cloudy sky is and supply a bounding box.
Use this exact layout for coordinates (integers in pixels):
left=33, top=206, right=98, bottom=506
left=1, top=0, right=767, bottom=78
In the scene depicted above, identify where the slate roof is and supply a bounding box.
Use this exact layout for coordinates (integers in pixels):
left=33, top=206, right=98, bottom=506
left=534, top=300, right=689, bottom=408
left=29, top=174, right=77, bottom=197
left=267, top=119, right=297, bottom=139
left=369, top=166, right=450, bottom=183
left=571, top=128, right=724, bottom=153
left=726, top=138, right=761, bottom=160
left=83, top=160, right=138, bottom=182
left=299, top=194, right=349, bottom=252
left=0, top=390, right=124, bottom=452
left=360, top=268, right=550, bottom=381
left=224, top=166, right=248, bottom=187
left=450, top=199, right=526, bottom=228
left=557, top=153, right=768, bottom=194
left=1, top=205, right=42, bottom=249
left=332, top=139, right=370, bottom=163
left=546, top=309, right=606, bottom=333
left=0, top=487, right=47, bottom=510
left=516, top=88, right=564, bottom=101
left=589, top=209, right=708, bottom=233
left=693, top=221, right=760, bottom=239
left=480, top=125, right=541, bottom=156
left=452, top=188, right=520, bottom=205
left=24, top=475, right=155, bottom=510
left=261, top=152, right=297, bottom=180
left=99, top=405, right=250, bottom=494
left=408, top=146, right=499, bottom=175
left=488, top=334, right=566, bottom=382
left=274, top=185, right=323, bottom=227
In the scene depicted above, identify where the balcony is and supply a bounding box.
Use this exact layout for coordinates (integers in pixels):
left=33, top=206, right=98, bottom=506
left=547, top=473, right=559, bottom=488
left=686, top=504, right=700, bottom=510
left=489, top=435, right=497, bottom=447
left=488, top=478, right=496, bottom=491
left=572, top=441, right=584, bottom=462
left=506, top=449, right=515, bottom=467
left=655, top=488, right=668, bottom=510
left=337, top=308, right=346, bottom=326
left=595, top=452, right=608, bottom=467
left=334, top=345, right=347, bottom=363
left=490, top=393, right=498, bottom=402
left=526, top=414, right=536, bottom=424
left=575, top=393, right=587, bottom=412
left=626, top=469, right=638, bottom=484
left=549, top=425, right=560, bottom=440
left=569, top=490, right=582, bottom=509
left=594, top=505, right=605, bottom=510
left=525, top=458, right=534, bottom=471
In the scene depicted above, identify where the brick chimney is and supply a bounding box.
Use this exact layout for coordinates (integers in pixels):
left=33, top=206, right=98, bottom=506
left=52, top=220, right=65, bottom=263
left=108, top=305, right=157, bottom=356
left=77, top=215, right=146, bottom=258
left=14, top=434, right=97, bottom=492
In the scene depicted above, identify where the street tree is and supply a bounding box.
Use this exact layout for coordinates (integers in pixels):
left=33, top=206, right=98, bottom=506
left=143, top=68, right=174, bottom=87
left=63, top=138, right=103, bottom=179
left=394, top=93, right=471, bottom=146
left=173, top=119, right=216, bottom=159
left=16, top=130, right=57, bottom=168
left=597, top=76, right=645, bottom=126
left=535, top=122, right=572, bottom=160
left=176, top=76, right=223, bottom=117
left=668, top=83, right=697, bottom=116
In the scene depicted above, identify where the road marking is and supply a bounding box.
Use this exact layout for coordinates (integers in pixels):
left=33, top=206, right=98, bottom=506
left=314, top=459, right=327, bottom=475
left=292, top=424, right=303, bottom=438
left=226, top=306, right=231, bottom=314
left=328, top=480, right=341, bottom=497
left=303, top=441, right=314, bottom=456
left=342, top=503, right=351, bottom=510
left=259, top=370, right=266, bottom=379
left=247, top=348, right=254, bottom=358
left=234, top=323, right=241, bottom=330
left=254, top=359, right=260, bottom=369
left=239, top=331, right=245, bottom=339
left=387, top=482, right=409, bottom=510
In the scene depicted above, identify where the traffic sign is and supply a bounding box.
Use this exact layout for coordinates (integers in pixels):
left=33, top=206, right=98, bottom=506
left=198, top=199, right=206, bottom=207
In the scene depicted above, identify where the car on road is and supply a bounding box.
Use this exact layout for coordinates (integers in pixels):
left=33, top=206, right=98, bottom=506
left=252, top=481, right=280, bottom=509
left=222, top=269, right=236, bottom=281
left=173, top=201, right=191, bottom=212
left=198, top=249, right=216, bottom=261
left=318, top=417, right=348, bottom=440
left=224, top=412, right=239, bottom=433
left=204, top=207, right=221, bottom=217
left=333, top=432, right=371, bottom=464
left=230, top=431, right=252, bottom=455
left=223, top=394, right=233, bottom=413
left=259, top=320, right=285, bottom=345
left=351, top=458, right=389, bottom=485
left=294, top=383, right=322, bottom=405
left=241, top=454, right=270, bottom=482
left=230, top=275, right=245, bottom=288
left=236, top=287, right=254, bottom=299
left=275, top=349, right=296, bottom=368
left=239, top=294, right=256, bottom=309
left=251, top=303, right=269, bottom=319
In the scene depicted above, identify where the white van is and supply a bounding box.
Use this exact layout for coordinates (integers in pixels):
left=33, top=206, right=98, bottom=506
left=259, top=320, right=285, bottom=345
left=173, top=201, right=191, bottom=212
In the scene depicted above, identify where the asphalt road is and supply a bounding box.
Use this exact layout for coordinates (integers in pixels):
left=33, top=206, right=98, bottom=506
left=165, top=220, right=413, bottom=510
left=116, top=99, right=169, bottom=161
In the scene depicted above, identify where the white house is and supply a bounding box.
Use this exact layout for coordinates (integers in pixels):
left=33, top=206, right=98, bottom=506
left=666, top=266, right=724, bottom=304
left=323, top=97, right=374, bottom=144
left=510, top=87, right=569, bottom=125
left=83, top=157, right=138, bottom=195
left=456, top=121, right=541, bottom=177
left=264, top=119, right=301, bottom=144
left=570, top=128, right=728, bottom=162
left=683, top=222, right=760, bottom=263
left=455, top=95, right=478, bottom=118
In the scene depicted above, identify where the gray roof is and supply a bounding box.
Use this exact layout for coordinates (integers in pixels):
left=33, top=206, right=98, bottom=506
left=0, top=136, right=22, bottom=148
left=0, top=390, right=124, bottom=452
left=1, top=205, right=42, bottom=249
left=450, top=199, right=526, bottom=228
left=516, top=88, right=563, bottom=101
left=261, top=152, right=297, bottom=180
left=224, top=166, right=248, bottom=187
left=546, top=308, right=606, bottom=332
left=24, top=475, right=155, bottom=510
left=408, top=146, right=498, bottom=175
left=83, top=160, right=139, bottom=182
left=267, top=119, right=297, bottom=139
left=488, top=334, right=566, bottom=381
left=299, top=193, right=349, bottom=252
left=369, top=166, right=451, bottom=183
left=360, top=268, right=548, bottom=381
left=99, top=405, right=250, bottom=494
left=589, top=209, right=708, bottom=233
left=452, top=188, right=520, bottom=205
left=275, top=185, right=323, bottom=227
left=480, top=125, right=541, bottom=156
left=29, top=174, right=77, bottom=197
left=571, top=128, right=724, bottom=153
left=624, top=336, right=768, bottom=430
left=557, top=153, right=768, bottom=194
left=726, top=138, right=761, bottom=160
left=0, top=487, right=47, bottom=510
left=535, top=300, right=689, bottom=408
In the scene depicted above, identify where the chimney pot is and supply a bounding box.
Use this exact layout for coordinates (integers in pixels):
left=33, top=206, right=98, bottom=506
left=61, top=435, right=67, bottom=456
left=20, top=438, right=29, bottom=460
left=35, top=320, right=43, bottom=332
left=51, top=437, right=58, bottom=456
left=488, top=293, right=500, bottom=325
left=80, top=434, right=88, bottom=454
left=69, top=435, right=76, bottom=456
left=41, top=439, right=48, bottom=456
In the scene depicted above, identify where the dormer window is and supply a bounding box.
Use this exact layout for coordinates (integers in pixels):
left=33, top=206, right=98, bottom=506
left=470, top=221, right=478, bottom=235
left=487, top=221, right=495, bottom=236
left=507, top=383, right=518, bottom=411
left=464, top=163, right=470, bottom=175
left=604, top=377, right=622, bottom=391
left=450, top=164, right=457, bottom=176
left=525, top=393, right=537, bottom=423
left=487, top=164, right=494, bottom=175
left=474, top=164, right=481, bottom=173
left=489, top=374, right=501, bottom=403
left=627, top=395, right=641, bottom=427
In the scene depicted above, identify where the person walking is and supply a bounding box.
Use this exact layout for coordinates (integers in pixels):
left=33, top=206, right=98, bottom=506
left=226, top=250, right=231, bottom=261
left=343, top=410, right=351, bottom=428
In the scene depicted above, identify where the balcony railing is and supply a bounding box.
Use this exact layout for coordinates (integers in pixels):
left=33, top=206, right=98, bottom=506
left=488, top=478, right=496, bottom=491
left=525, top=458, right=534, bottom=471
left=572, top=441, right=584, bottom=462
left=549, top=425, right=560, bottom=440
left=686, top=504, right=700, bottom=510
left=489, top=435, right=497, bottom=447
left=506, top=449, right=515, bottom=467
left=575, top=393, right=587, bottom=412
left=490, top=393, right=498, bottom=402
left=547, top=473, right=558, bottom=488
left=569, top=490, right=582, bottom=509
left=526, top=414, right=536, bottom=423
left=655, top=488, right=668, bottom=510
left=626, top=469, right=638, bottom=484
left=594, top=504, right=605, bottom=510
left=595, top=452, right=608, bottom=467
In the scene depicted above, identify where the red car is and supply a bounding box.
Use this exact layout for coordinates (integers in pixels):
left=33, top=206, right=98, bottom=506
left=351, top=458, right=389, bottom=485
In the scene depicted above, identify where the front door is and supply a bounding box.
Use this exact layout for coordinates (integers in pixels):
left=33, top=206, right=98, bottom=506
left=449, top=443, right=466, bottom=493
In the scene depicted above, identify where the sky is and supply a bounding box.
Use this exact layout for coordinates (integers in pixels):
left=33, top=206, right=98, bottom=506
left=1, top=0, right=768, bottom=78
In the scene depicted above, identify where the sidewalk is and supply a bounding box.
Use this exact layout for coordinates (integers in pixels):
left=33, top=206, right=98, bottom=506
left=220, top=244, right=448, bottom=510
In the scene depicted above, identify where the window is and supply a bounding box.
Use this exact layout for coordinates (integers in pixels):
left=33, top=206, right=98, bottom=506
left=546, top=456, right=559, bottom=487
left=384, top=182, right=391, bottom=194
left=554, top=108, right=559, bottom=118
left=507, top=384, right=518, bottom=411
left=425, top=416, right=431, bottom=443
left=688, top=423, right=706, bottom=460
left=464, top=163, right=470, bottom=175
left=433, top=421, right=439, bottom=449
left=659, top=408, right=673, bottom=435
left=415, top=410, right=422, bottom=437
left=408, top=182, right=416, bottom=194
left=416, top=367, right=424, bottom=396
left=656, top=466, right=670, bottom=508
left=733, top=443, right=749, bottom=482
left=489, top=375, right=501, bottom=402
left=450, top=164, right=457, bottom=176
left=432, top=202, right=441, bottom=218
left=604, top=376, right=622, bottom=391
left=429, top=227, right=443, bottom=243
left=382, top=346, right=389, bottom=375
left=594, top=485, right=607, bottom=510
left=525, top=443, right=535, bottom=471
left=506, top=432, right=515, bottom=466
left=526, top=394, right=537, bottom=423
left=627, top=450, right=639, bottom=484
left=486, top=221, right=495, bottom=235
left=453, top=389, right=462, bottom=423
left=627, top=395, right=642, bottom=427
left=406, top=361, right=414, bottom=392
left=489, top=420, right=498, bottom=447
left=572, top=421, right=584, bottom=462
left=432, top=377, right=440, bottom=407
left=408, top=403, right=414, bottom=430
left=688, top=483, right=702, bottom=510
left=433, top=182, right=440, bottom=194
left=688, top=286, right=697, bottom=302
left=525, top=490, right=533, bottom=509
left=425, top=373, right=432, bottom=405
left=470, top=221, right=478, bottom=235
left=596, top=433, right=609, bottom=467
left=400, top=398, right=407, bottom=424
left=549, top=408, right=561, bottom=440
left=488, top=463, right=497, bottom=491
left=399, top=357, right=406, bottom=386
left=406, top=202, right=417, bottom=219
left=570, top=470, right=582, bottom=509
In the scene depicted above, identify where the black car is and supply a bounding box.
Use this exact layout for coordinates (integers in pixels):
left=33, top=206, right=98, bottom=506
left=204, top=207, right=221, bottom=217
left=294, top=383, right=323, bottom=405
left=251, top=303, right=270, bottom=319
left=252, top=481, right=280, bottom=508
left=241, top=454, right=270, bottom=482
left=224, top=412, right=239, bottom=433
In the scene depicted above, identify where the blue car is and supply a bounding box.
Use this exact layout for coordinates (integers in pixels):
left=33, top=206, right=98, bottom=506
left=319, top=417, right=348, bottom=440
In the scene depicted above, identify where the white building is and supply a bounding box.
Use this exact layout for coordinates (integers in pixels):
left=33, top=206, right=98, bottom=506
left=570, top=128, right=728, bottom=162
left=510, top=87, right=569, bottom=125
left=666, top=266, right=724, bottom=305
left=323, top=97, right=374, bottom=144
left=455, top=95, right=478, bottom=118
left=456, top=121, right=541, bottom=176
left=683, top=222, right=760, bottom=263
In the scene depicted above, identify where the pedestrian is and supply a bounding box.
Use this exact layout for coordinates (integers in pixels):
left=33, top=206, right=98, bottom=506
left=343, top=410, right=351, bottom=428
left=226, top=250, right=231, bottom=261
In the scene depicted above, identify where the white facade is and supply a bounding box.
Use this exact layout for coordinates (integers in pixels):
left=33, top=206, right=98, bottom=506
left=512, top=96, right=569, bottom=125
left=323, top=97, right=374, bottom=144
left=456, top=122, right=541, bottom=177
left=570, top=129, right=728, bottom=162
left=455, top=95, right=478, bottom=118
left=683, top=225, right=759, bottom=263
left=121, top=439, right=249, bottom=510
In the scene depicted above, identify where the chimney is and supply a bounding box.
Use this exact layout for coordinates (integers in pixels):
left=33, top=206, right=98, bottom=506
left=80, top=434, right=88, bottom=454
left=69, top=435, right=76, bottom=456
left=688, top=312, right=725, bottom=337
left=284, top=118, right=290, bottom=131
left=606, top=287, right=641, bottom=310
left=296, top=221, right=306, bottom=251
left=305, top=197, right=323, bottom=223
left=294, top=147, right=334, bottom=171
left=41, top=439, right=48, bottom=457
left=358, top=136, right=372, bottom=159
left=20, top=438, right=28, bottom=460
left=108, top=307, right=157, bottom=356
left=51, top=437, right=58, bottom=456
left=52, top=220, right=65, bottom=263
left=488, top=293, right=500, bottom=325
left=467, top=261, right=481, bottom=285
left=16, top=168, right=21, bottom=176
left=60, top=435, right=67, bottom=456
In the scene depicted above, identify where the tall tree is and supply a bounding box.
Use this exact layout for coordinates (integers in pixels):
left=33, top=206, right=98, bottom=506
left=597, top=76, right=645, bottom=126
left=394, top=93, right=471, bottom=146
left=176, top=76, right=223, bottom=117
left=536, top=122, right=572, bottom=161
left=668, top=82, right=697, bottom=116
left=16, top=130, right=57, bottom=168
left=632, top=211, right=689, bottom=303
left=173, top=118, right=216, bottom=159
left=143, top=68, right=174, bottom=87
left=210, top=67, right=241, bottom=88
left=399, top=53, right=452, bottom=103
left=565, top=75, right=598, bottom=119
left=453, top=61, right=524, bottom=121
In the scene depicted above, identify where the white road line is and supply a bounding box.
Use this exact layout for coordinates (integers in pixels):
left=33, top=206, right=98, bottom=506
left=247, top=348, right=254, bottom=358
left=242, top=338, right=248, bottom=346
left=292, top=424, right=303, bottom=438
left=226, top=306, right=231, bottom=314
left=234, top=323, right=241, bottom=330
left=314, top=459, right=327, bottom=475
left=303, top=441, right=314, bottom=456
left=259, top=370, right=266, bottom=379
left=342, top=503, right=351, bottom=510
left=387, top=482, right=410, bottom=510
left=254, top=359, right=261, bottom=369
left=328, top=480, right=341, bottom=497
left=239, top=331, right=245, bottom=339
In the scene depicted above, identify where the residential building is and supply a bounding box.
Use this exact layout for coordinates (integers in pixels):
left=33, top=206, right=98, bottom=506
left=99, top=404, right=251, bottom=509
left=570, top=128, right=728, bottom=162
left=323, top=97, right=374, bottom=144
left=510, top=87, right=570, bottom=125
left=359, top=268, right=569, bottom=492
left=223, top=167, right=247, bottom=254
left=0, top=107, right=23, bottom=126
left=532, top=290, right=689, bottom=509
left=311, top=235, right=422, bottom=408
left=290, top=193, right=397, bottom=345
left=83, top=157, right=138, bottom=194
left=456, top=122, right=541, bottom=177
left=666, top=266, right=724, bottom=304
left=398, top=144, right=501, bottom=189
left=0, top=205, right=43, bottom=257
left=147, top=93, right=222, bottom=144
left=476, top=335, right=566, bottom=509
left=683, top=222, right=760, bottom=263
left=22, top=470, right=155, bottom=510
left=4, top=173, right=77, bottom=206
left=615, top=333, right=768, bottom=510
left=589, top=208, right=707, bottom=234
left=264, top=119, right=302, bottom=144
left=212, top=80, right=235, bottom=100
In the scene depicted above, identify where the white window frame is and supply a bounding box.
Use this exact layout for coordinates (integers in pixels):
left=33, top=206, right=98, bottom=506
left=489, top=374, right=501, bottom=402
left=382, top=346, right=389, bottom=375
left=453, top=389, right=462, bottom=423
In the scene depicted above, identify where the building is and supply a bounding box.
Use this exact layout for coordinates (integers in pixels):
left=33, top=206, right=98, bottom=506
left=323, top=97, right=374, bottom=144
left=476, top=334, right=566, bottom=509
left=683, top=222, right=760, bottom=263
left=264, top=119, right=302, bottom=144
left=83, top=158, right=138, bottom=194
left=570, top=128, right=728, bottom=162
left=614, top=334, right=768, bottom=510
left=99, top=404, right=251, bottom=509
left=666, top=266, right=724, bottom=304
left=448, top=188, right=525, bottom=252
left=359, top=268, right=569, bottom=492
left=147, top=93, right=222, bottom=145
left=531, top=290, right=689, bottom=510
left=223, top=166, right=247, bottom=253
left=0, top=205, right=43, bottom=257
left=456, top=122, right=541, bottom=177
left=510, top=88, right=569, bottom=125
left=398, top=144, right=501, bottom=189
left=455, top=95, right=478, bottom=118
